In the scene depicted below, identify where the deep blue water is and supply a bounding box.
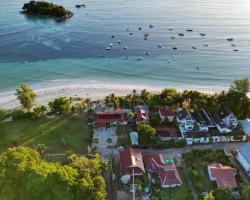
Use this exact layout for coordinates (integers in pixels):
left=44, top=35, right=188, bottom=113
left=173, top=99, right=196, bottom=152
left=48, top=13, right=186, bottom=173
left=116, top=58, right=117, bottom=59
left=0, top=0, right=250, bottom=92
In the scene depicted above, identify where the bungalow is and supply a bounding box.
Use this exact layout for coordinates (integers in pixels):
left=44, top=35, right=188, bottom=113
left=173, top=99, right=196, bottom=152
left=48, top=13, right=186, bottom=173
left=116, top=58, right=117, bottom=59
left=155, top=127, right=183, bottom=141
left=159, top=106, right=176, bottom=122
left=134, top=105, right=149, bottom=124
left=239, top=119, right=250, bottom=136
left=211, top=112, right=231, bottom=134
left=120, top=148, right=145, bottom=178
left=237, top=142, right=250, bottom=176
left=193, top=109, right=214, bottom=132
left=219, top=107, right=238, bottom=128
left=93, top=108, right=128, bottom=129
left=208, top=163, right=237, bottom=188
left=176, top=108, right=195, bottom=133
left=143, top=153, right=182, bottom=188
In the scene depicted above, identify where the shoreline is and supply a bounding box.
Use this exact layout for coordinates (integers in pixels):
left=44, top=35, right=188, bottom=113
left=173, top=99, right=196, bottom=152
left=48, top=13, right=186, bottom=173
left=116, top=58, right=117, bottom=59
left=0, top=80, right=228, bottom=110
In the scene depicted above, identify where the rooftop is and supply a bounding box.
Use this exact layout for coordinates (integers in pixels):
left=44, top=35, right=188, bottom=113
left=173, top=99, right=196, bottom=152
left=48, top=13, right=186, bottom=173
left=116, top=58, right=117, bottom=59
left=159, top=106, right=176, bottom=117
left=155, top=127, right=182, bottom=138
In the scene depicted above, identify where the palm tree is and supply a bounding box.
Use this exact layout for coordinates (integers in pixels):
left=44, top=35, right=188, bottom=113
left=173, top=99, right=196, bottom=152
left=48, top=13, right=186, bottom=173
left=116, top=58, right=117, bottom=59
left=84, top=98, right=92, bottom=110
left=140, top=89, right=150, bottom=104
left=125, top=94, right=132, bottom=108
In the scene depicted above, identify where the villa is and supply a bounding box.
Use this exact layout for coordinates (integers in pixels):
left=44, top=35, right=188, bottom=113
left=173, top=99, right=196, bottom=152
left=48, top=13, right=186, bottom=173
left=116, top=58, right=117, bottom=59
left=134, top=105, right=149, bottom=124
left=193, top=109, right=214, bottom=132
left=159, top=106, right=176, bottom=122
left=92, top=108, right=128, bottom=129
left=219, top=107, right=238, bottom=128
left=207, top=163, right=237, bottom=188
left=176, top=108, right=195, bottom=134
left=143, top=153, right=182, bottom=188
left=155, top=127, right=182, bottom=141
left=120, top=148, right=145, bottom=178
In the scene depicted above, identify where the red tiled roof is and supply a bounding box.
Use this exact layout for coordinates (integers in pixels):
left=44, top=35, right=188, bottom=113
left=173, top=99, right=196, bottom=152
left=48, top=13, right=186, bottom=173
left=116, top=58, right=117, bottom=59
left=159, top=106, right=176, bottom=117
left=158, top=165, right=182, bottom=186
left=120, top=148, right=145, bottom=176
left=93, top=109, right=127, bottom=124
left=208, top=163, right=237, bottom=188
left=143, top=153, right=182, bottom=187
left=155, top=127, right=181, bottom=138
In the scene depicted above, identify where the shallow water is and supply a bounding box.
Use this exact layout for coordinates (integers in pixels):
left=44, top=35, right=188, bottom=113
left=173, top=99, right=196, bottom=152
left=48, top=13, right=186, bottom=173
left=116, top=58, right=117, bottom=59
left=0, top=0, right=250, bottom=93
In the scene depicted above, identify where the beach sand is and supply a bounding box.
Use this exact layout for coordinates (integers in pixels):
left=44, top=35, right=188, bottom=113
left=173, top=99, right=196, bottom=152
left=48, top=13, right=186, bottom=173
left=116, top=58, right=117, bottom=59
left=0, top=80, right=227, bottom=110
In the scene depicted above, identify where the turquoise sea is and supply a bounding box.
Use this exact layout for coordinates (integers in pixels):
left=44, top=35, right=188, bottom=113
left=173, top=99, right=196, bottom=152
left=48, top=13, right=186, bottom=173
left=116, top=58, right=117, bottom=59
left=1, top=0, right=250, bottom=93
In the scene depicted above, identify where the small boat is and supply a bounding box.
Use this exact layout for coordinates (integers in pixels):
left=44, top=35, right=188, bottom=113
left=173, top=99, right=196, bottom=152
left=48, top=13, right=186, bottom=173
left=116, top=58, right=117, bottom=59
left=178, top=33, right=184, bottom=37
left=109, top=43, right=113, bottom=47
left=149, top=24, right=154, bottom=28
left=105, top=47, right=111, bottom=51
left=138, top=27, right=142, bottom=31
left=227, top=38, right=234, bottom=42
left=144, top=33, right=149, bottom=37
left=170, top=36, right=175, bottom=40
left=168, top=28, right=173, bottom=31
left=117, top=40, right=121, bottom=44
left=192, top=47, right=197, bottom=50
left=186, top=29, right=193, bottom=32
left=172, top=47, right=178, bottom=50
left=157, top=44, right=163, bottom=48
left=167, top=59, right=171, bottom=63
left=200, top=33, right=206, bottom=37
left=124, top=46, right=127, bottom=50
left=146, top=51, right=150, bottom=55
left=126, top=28, right=129, bottom=32
left=136, top=58, right=143, bottom=61
left=99, top=55, right=104, bottom=58
left=144, top=37, right=148, bottom=40
left=111, top=35, right=115, bottom=38
left=233, top=49, right=239, bottom=52
left=203, top=44, right=208, bottom=47
left=196, top=66, right=200, bottom=70
left=129, top=32, right=133, bottom=35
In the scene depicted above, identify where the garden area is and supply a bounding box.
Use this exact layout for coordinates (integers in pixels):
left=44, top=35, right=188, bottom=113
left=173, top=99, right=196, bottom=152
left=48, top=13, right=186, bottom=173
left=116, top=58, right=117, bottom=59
left=0, top=113, right=91, bottom=154
left=182, top=149, right=233, bottom=197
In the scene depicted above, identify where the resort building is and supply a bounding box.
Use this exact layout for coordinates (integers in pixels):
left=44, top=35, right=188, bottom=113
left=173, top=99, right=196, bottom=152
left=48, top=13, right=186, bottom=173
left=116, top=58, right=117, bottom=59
left=237, top=142, right=250, bottom=175
left=92, top=108, right=128, bottom=129
left=176, top=108, right=195, bottom=133
left=219, top=107, right=238, bottom=128
left=193, top=109, right=214, bottom=132
left=155, top=127, right=183, bottom=141
left=211, top=112, right=232, bottom=134
left=207, top=163, right=237, bottom=188
left=120, top=148, right=145, bottom=178
left=159, top=106, right=176, bottom=122
left=134, top=105, right=149, bottom=124
left=143, top=153, right=182, bottom=188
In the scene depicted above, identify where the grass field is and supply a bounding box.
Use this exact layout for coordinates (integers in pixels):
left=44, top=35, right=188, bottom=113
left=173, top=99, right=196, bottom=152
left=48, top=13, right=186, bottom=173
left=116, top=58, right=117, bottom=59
left=0, top=113, right=90, bottom=154
left=156, top=167, right=193, bottom=200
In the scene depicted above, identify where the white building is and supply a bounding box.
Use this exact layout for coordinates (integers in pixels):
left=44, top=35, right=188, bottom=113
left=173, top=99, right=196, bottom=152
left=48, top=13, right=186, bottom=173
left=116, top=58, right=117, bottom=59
left=176, top=108, right=195, bottom=133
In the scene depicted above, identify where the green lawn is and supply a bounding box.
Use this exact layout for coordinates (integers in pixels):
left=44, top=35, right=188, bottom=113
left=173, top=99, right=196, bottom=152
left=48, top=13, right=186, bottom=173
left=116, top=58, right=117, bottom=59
left=155, top=167, right=193, bottom=200
left=0, top=113, right=90, bottom=154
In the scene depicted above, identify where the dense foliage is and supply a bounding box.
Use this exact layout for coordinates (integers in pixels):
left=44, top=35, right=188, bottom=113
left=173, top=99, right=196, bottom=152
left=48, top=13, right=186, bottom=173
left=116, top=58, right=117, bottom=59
left=48, top=96, right=71, bottom=114
left=15, top=83, right=37, bottom=111
left=0, top=146, right=106, bottom=200
left=22, top=1, right=73, bottom=18
left=137, top=124, right=157, bottom=145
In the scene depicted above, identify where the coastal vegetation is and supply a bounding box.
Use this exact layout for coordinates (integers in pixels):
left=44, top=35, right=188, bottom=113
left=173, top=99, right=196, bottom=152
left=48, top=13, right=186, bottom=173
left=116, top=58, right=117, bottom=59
left=21, top=1, right=73, bottom=18
left=0, top=146, right=106, bottom=200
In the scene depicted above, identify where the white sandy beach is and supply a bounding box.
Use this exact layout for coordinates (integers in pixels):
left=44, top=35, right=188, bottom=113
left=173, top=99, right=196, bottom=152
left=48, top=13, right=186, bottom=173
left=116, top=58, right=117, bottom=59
left=0, top=80, right=228, bottom=110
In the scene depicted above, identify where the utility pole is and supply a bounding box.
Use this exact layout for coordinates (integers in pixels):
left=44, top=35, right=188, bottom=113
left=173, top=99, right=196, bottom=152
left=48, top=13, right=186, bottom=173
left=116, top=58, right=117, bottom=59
left=132, top=169, right=135, bottom=200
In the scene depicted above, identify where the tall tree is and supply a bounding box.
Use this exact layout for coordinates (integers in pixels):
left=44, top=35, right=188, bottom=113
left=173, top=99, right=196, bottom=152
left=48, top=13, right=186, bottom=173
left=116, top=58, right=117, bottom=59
left=229, top=77, right=250, bottom=95
left=242, top=184, right=250, bottom=200
left=140, top=89, right=150, bottom=104
left=48, top=96, right=71, bottom=114
left=15, top=84, right=37, bottom=111
left=137, top=124, right=157, bottom=145
left=203, top=192, right=215, bottom=200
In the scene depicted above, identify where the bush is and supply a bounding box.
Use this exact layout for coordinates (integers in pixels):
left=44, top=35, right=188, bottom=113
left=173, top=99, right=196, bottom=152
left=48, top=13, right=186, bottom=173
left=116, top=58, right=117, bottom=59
left=12, top=109, right=40, bottom=120
left=0, top=109, right=11, bottom=121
